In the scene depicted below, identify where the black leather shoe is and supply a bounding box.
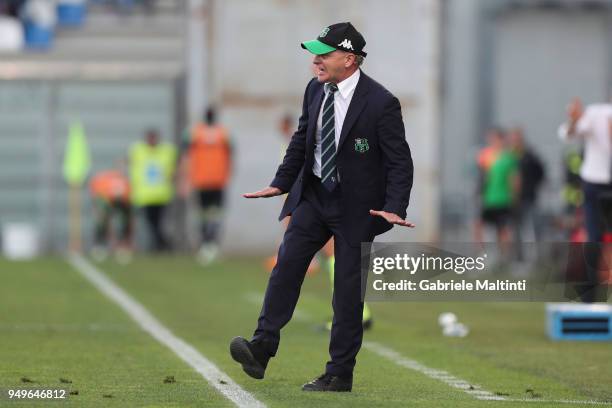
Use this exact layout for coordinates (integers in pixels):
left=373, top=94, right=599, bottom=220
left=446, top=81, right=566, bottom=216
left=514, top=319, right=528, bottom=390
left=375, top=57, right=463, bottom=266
left=302, top=373, right=352, bottom=392
left=229, top=337, right=270, bottom=380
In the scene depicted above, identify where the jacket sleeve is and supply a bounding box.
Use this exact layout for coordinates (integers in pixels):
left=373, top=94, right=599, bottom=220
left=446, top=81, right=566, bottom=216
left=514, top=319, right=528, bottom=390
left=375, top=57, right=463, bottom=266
left=270, top=78, right=315, bottom=193
left=378, top=95, right=414, bottom=219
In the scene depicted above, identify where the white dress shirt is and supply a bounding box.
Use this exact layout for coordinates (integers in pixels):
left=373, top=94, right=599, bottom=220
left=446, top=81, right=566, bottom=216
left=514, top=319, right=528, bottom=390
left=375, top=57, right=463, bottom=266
left=558, top=103, right=612, bottom=184
left=312, top=69, right=361, bottom=178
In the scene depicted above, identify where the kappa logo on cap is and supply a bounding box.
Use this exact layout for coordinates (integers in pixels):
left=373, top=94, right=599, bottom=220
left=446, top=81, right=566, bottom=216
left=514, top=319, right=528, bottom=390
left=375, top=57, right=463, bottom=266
left=338, top=39, right=354, bottom=50
left=319, top=27, right=330, bottom=38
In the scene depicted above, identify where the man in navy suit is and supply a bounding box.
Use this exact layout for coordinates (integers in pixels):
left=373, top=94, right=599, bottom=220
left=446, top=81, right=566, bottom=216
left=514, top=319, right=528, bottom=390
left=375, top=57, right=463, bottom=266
left=230, top=22, right=414, bottom=392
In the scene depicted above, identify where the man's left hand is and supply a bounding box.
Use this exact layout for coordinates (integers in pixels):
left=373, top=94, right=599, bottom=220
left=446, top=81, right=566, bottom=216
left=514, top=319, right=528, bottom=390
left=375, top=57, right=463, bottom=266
left=369, top=210, right=415, bottom=228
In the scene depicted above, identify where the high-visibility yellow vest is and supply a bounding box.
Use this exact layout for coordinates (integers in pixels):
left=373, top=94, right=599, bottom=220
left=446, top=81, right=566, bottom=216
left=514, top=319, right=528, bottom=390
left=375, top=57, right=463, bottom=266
left=129, top=141, right=177, bottom=206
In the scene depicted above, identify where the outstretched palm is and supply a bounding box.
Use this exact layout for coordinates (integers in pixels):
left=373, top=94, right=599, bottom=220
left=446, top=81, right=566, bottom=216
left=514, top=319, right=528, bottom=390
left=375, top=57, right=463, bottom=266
left=369, top=209, right=415, bottom=228
left=243, top=187, right=284, bottom=198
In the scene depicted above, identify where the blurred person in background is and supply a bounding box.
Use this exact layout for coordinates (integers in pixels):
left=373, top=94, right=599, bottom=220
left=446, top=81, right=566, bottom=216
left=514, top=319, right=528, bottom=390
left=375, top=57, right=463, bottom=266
left=508, top=128, right=545, bottom=262
left=559, top=97, right=612, bottom=242
left=89, top=161, right=133, bottom=263
left=129, top=129, right=177, bottom=252
left=322, top=237, right=373, bottom=331
left=562, top=146, right=584, bottom=214
left=180, top=106, right=233, bottom=265
left=265, top=113, right=320, bottom=274
left=560, top=146, right=586, bottom=241
left=230, top=22, right=414, bottom=392
left=558, top=97, right=612, bottom=302
left=474, top=128, right=519, bottom=262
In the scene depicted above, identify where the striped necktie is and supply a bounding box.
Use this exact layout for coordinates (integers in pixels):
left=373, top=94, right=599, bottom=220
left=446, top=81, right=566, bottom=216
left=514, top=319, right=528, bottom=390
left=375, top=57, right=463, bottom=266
left=321, top=83, right=338, bottom=191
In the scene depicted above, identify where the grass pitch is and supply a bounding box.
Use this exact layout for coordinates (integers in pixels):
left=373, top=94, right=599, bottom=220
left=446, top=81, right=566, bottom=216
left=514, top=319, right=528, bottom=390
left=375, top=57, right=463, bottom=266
left=1, top=256, right=611, bottom=407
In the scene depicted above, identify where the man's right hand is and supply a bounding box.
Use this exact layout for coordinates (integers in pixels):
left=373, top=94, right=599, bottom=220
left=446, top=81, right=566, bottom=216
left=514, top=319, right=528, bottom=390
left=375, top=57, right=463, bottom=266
left=243, top=187, right=284, bottom=198
left=567, top=97, right=583, bottom=123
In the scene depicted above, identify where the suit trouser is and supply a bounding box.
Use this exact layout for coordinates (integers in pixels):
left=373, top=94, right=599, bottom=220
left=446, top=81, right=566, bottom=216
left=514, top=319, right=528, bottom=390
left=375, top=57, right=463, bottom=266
left=252, top=176, right=368, bottom=377
left=580, top=181, right=612, bottom=302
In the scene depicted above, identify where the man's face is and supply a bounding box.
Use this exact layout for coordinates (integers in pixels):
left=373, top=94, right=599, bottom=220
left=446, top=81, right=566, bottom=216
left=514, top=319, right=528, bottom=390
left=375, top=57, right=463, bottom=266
left=487, top=131, right=505, bottom=149
left=146, top=132, right=159, bottom=146
left=508, top=130, right=524, bottom=151
left=312, top=51, right=354, bottom=84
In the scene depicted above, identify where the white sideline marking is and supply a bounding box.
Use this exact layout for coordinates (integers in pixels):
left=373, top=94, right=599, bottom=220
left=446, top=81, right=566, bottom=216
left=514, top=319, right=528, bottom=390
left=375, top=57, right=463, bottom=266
left=364, top=341, right=612, bottom=405
left=363, top=341, right=506, bottom=401
left=503, top=399, right=612, bottom=405
left=0, top=322, right=138, bottom=333
left=68, top=254, right=266, bottom=408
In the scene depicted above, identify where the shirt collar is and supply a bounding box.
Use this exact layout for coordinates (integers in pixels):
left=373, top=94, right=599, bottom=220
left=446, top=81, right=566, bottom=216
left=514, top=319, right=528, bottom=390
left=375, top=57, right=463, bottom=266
left=325, top=69, right=360, bottom=100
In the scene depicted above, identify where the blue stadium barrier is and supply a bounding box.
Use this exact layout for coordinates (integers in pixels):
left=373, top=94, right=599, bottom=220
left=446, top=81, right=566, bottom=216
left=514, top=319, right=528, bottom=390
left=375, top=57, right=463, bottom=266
left=547, top=303, right=612, bottom=341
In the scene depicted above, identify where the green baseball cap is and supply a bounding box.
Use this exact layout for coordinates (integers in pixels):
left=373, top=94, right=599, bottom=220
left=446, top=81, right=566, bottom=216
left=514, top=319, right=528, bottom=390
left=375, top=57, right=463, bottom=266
left=301, top=22, right=367, bottom=57
left=301, top=39, right=336, bottom=55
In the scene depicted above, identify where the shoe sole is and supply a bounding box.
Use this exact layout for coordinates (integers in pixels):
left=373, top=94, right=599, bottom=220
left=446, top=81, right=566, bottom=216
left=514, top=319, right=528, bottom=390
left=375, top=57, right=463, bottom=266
left=229, top=337, right=264, bottom=380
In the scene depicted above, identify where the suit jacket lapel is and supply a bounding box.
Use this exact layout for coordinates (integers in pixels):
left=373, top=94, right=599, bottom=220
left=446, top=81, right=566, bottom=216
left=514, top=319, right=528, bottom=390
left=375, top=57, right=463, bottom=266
left=307, top=85, right=325, bottom=152
left=337, top=72, right=370, bottom=153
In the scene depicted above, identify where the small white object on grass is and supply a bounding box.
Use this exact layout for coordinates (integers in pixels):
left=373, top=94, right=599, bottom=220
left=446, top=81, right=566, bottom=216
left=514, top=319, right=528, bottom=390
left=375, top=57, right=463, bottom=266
left=443, top=322, right=469, bottom=337
left=438, top=312, right=457, bottom=327
left=197, top=244, right=219, bottom=266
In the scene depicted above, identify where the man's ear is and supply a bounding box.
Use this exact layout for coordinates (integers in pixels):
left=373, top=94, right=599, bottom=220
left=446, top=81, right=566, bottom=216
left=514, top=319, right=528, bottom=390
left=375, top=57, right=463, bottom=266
left=345, top=54, right=355, bottom=68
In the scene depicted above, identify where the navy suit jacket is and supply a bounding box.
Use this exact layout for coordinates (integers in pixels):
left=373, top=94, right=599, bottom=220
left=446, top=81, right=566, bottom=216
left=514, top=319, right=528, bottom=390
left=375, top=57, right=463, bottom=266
left=270, top=70, right=414, bottom=246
